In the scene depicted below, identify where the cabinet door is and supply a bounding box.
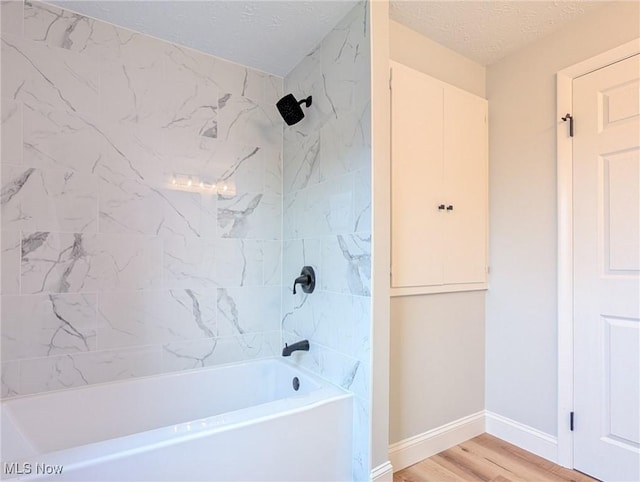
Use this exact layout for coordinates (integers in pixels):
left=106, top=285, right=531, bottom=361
left=442, top=87, right=488, bottom=285
left=391, top=63, right=444, bottom=288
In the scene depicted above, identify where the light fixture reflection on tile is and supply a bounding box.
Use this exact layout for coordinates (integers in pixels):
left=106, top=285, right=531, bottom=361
left=168, top=173, right=236, bottom=197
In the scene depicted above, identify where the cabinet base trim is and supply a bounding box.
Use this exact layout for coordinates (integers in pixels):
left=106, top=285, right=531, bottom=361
left=391, top=282, right=488, bottom=297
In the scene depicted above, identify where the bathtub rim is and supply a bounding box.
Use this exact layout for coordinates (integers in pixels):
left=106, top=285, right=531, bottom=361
left=2, top=356, right=353, bottom=478
left=5, top=388, right=353, bottom=480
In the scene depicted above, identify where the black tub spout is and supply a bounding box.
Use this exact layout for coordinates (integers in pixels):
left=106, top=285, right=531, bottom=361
left=282, top=339, right=310, bottom=357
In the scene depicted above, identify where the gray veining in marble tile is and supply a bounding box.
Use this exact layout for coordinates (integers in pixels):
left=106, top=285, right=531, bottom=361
left=183, top=289, right=216, bottom=337
left=163, top=235, right=217, bottom=289
left=322, top=233, right=371, bottom=296
left=217, top=286, right=280, bottom=336
left=97, top=122, right=166, bottom=183
left=352, top=395, right=371, bottom=481
left=2, top=165, right=98, bottom=233
left=1, top=230, right=21, bottom=295
left=215, top=239, right=263, bottom=287
left=263, top=240, right=282, bottom=286
left=21, top=232, right=89, bottom=293
left=19, top=347, right=163, bottom=395
left=22, top=106, right=105, bottom=173
left=21, top=230, right=48, bottom=257
left=21, top=232, right=163, bottom=293
left=23, top=1, right=133, bottom=62
left=1, top=98, right=22, bottom=164
left=162, top=52, right=219, bottom=140
left=99, top=177, right=206, bottom=237
left=161, top=338, right=218, bottom=371
left=97, top=289, right=217, bottom=349
left=1, top=34, right=99, bottom=116
left=218, top=192, right=261, bottom=236
left=320, top=6, right=370, bottom=118
left=217, top=192, right=281, bottom=240
left=99, top=40, right=167, bottom=125
left=1, top=166, right=34, bottom=204
left=1, top=293, right=96, bottom=361
left=353, top=166, right=372, bottom=233
left=218, top=146, right=261, bottom=190
left=217, top=94, right=282, bottom=150
left=283, top=129, right=321, bottom=192
left=264, top=147, right=283, bottom=197
left=320, top=109, right=371, bottom=181
left=1, top=360, right=20, bottom=398
left=217, top=288, right=243, bottom=335
left=162, top=331, right=279, bottom=373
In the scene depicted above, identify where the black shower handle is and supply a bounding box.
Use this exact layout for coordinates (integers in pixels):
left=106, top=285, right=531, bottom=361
left=298, top=96, right=312, bottom=108
left=292, top=266, right=315, bottom=295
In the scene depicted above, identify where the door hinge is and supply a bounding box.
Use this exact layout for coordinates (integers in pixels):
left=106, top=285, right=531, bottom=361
left=570, top=411, right=575, bottom=431
left=389, top=69, right=392, bottom=91
left=561, top=113, right=574, bottom=137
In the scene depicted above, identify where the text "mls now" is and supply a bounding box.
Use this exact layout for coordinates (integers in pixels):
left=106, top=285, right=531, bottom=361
left=4, top=463, right=64, bottom=476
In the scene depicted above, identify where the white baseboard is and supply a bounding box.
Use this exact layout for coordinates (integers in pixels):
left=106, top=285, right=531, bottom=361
left=370, top=461, right=393, bottom=482
left=387, top=411, right=558, bottom=474
left=485, top=411, right=558, bottom=463
left=388, top=411, right=485, bottom=472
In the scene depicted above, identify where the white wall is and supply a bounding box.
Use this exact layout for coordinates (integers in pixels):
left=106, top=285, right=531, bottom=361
left=370, top=0, right=391, bottom=476
left=486, top=1, right=640, bottom=437
left=389, top=19, right=487, bottom=445
left=390, top=292, right=486, bottom=443
left=390, top=20, right=485, bottom=98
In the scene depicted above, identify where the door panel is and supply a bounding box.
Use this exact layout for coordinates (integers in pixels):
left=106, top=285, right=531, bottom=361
left=443, top=88, right=488, bottom=285
left=573, top=54, right=640, bottom=482
left=391, top=63, right=444, bottom=288
left=601, top=79, right=640, bottom=128
left=605, top=151, right=640, bottom=271
left=606, top=316, right=640, bottom=446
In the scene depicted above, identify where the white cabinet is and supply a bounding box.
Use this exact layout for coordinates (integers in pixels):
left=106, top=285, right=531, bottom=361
left=390, top=61, right=488, bottom=295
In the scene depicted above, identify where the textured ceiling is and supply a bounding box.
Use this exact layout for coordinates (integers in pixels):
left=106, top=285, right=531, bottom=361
left=51, top=0, right=610, bottom=74
left=51, top=1, right=358, bottom=76
left=390, top=1, right=608, bottom=66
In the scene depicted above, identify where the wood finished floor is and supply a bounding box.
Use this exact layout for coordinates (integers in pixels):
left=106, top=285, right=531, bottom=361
left=393, top=434, right=598, bottom=482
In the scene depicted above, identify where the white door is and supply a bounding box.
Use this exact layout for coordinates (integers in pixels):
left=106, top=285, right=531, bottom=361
left=573, top=54, right=640, bottom=481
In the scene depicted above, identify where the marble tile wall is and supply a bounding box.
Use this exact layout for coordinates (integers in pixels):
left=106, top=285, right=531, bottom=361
left=281, top=3, right=372, bottom=480
left=1, top=0, right=284, bottom=398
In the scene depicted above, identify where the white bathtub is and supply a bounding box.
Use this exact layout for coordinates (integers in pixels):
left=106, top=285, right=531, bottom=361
left=1, top=358, right=353, bottom=481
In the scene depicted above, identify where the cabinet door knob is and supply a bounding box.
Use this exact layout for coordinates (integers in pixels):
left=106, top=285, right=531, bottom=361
left=446, top=205, right=454, bottom=211
left=438, top=204, right=446, bottom=210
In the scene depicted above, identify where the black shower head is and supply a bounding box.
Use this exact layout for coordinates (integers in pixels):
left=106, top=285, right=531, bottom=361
left=276, top=93, right=312, bottom=126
